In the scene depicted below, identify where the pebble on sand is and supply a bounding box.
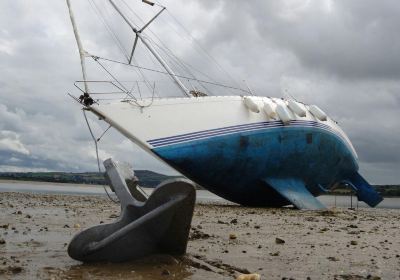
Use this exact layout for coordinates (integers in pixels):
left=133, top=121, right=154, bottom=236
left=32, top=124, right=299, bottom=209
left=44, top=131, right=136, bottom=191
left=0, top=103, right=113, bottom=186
left=229, top=233, right=237, bottom=240
left=9, top=266, right=23, bottom=274
left=74, top=223, right=81, bottom=229
left=236, top=273, right=261, bottom=280
left=327, top=256, right=339, bottom=261
left=275, top=237, right=285, bottom=244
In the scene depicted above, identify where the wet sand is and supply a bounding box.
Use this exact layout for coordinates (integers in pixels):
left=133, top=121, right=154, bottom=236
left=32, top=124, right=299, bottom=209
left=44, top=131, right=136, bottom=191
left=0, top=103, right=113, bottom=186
left=0, top=192, right=399, bottom=279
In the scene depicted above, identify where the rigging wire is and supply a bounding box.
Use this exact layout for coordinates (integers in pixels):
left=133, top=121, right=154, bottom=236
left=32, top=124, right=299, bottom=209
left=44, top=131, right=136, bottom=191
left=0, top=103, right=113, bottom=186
left=82, top=109, right=149, bottom=201
left=93, top=57, right=157, bottom=107
left=82, top=109, right=119, bottom=204
left=131, top=55, right=158, bottom=97
left=88, top=0, right=156, bottom=98
left=96, top=124, right=112, bottom=142
left=148, top=38, right=215, bottom=95
left=120, top=0, right=148, bottom=27
left=92, top=57, right=134, bottom=99
left=119, top=0, right=242, bottom=95
left=135, top=51, right=161, bottom=98
left=89, top=0, right=245, bottom=96
left=83, top=0, right=251, bottom=103
left=93, top=55, right=250, bottom=94
left=131, top=31, right=188, bottom=98
left=83, top=109, right=149, bottom=200
left=88, top=0, right=130, bottom=60
left=119, top=0, right=212, bottom=94
left=164, top=9, right=244, bottom=90
left=151, top=41, right=197, bottom=92
left=153, top=14, right=222, bottom=85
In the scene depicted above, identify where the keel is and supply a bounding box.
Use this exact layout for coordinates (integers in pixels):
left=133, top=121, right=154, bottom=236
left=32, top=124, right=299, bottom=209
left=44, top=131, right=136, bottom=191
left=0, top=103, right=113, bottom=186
left=344, top=172, right=383, bottom=207
left=263, top=177, right=326, bottom=210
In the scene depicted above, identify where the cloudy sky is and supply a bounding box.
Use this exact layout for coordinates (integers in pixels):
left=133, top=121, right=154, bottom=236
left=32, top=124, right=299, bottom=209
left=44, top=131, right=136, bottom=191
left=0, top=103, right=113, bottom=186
left=0, top=0, right=399, bottom=184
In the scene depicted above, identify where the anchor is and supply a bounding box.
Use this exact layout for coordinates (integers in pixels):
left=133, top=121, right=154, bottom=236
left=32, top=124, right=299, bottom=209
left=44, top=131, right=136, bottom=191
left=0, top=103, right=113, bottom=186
left=68, top=158, right=196, bottom=262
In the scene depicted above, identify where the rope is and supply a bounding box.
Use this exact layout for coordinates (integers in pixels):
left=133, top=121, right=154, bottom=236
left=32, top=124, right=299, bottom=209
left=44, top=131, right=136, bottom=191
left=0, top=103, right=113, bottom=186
left=82, top=109, right=119, bottom=204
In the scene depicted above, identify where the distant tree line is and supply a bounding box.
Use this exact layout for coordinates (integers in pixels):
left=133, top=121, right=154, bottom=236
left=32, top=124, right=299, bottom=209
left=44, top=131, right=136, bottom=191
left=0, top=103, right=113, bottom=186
left=326, top=184, right=400, bottom=197
left=0, top=172, right=397, bottom=195
left=0, top=171, right=181, bottom=188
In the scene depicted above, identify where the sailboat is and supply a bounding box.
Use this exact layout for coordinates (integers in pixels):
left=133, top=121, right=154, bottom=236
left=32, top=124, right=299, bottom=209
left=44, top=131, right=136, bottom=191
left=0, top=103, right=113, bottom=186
left=66, top=0, right=382, bottom=209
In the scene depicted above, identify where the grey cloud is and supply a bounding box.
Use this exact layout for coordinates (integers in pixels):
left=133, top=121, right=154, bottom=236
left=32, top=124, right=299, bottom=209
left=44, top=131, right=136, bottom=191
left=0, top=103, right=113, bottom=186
left=254, top=1, right=400, bottom=80
left=194, top=1, right=400, bottom=80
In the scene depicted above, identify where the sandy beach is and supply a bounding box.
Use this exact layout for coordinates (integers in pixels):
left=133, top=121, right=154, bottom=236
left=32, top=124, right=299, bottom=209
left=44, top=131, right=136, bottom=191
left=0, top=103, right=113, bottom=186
left=0, top=192, right=399, bottom=279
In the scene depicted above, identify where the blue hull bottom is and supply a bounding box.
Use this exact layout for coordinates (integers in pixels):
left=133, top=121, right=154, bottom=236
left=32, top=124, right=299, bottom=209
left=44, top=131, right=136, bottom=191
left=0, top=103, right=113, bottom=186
left=152, top=126, right=380, bottom=207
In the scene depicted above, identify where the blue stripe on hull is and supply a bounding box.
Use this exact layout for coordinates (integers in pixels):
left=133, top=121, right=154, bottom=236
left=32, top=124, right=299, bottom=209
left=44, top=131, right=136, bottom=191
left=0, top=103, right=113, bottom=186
left=152, top=126, right=358, bottom=207
left=148, top=120, right=351, bottom=151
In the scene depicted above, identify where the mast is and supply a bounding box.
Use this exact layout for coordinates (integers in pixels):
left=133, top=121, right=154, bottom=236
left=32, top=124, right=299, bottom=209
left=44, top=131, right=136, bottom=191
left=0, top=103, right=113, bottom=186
left=108, top=0, right=191, bottom=97
left=66, top=0, right=90, bottom=94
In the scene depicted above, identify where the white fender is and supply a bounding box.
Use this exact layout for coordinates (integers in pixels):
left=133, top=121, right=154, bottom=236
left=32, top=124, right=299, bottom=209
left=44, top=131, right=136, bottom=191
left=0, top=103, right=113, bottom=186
left=263, top=100, right=277, bottom=119
left=288, top=100, right=306, bottom=117
left=275, top=103, right=292, bottom=125
left=243, top=97, right=260, bottom=113
left=309, top=105, right=327, bottom=121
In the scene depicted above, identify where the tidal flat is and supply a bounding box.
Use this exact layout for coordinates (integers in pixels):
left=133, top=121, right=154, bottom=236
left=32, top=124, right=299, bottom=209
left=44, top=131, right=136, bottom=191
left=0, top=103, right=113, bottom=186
left=0, top=192, right=399, bottom=280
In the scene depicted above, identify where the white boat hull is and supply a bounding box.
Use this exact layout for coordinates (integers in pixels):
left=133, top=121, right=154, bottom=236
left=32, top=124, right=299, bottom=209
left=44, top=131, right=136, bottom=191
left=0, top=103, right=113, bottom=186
left=89, top=96, right=382, bottom=208
left=91, top=96, right=355, bottom=153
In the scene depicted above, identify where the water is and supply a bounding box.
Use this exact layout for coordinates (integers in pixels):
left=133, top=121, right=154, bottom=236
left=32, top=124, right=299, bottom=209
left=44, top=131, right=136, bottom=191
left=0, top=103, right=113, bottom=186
left=0, top=180, right=399, bottom=209
left=0, top=180, right=224, bottom=203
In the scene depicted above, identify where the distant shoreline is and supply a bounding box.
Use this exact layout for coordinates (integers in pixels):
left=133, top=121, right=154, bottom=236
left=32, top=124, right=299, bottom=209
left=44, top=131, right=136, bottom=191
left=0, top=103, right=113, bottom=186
left=0, top=178, right=399, bottom=197
left=0, top=170, right=179, bottom=188
left=0, top=179, right=104, bottom=188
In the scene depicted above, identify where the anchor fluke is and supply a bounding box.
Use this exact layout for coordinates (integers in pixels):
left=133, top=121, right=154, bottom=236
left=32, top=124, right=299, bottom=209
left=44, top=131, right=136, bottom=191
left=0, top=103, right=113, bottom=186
left=68, top=158, right=196, bottom=262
